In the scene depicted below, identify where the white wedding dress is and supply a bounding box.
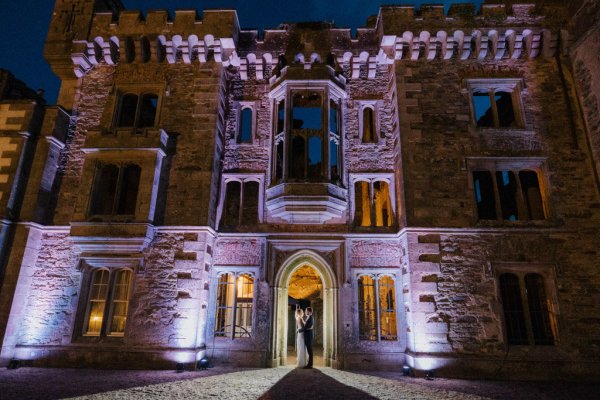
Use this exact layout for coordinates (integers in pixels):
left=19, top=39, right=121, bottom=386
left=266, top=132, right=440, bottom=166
left=296, top=317, right=308, bottom=367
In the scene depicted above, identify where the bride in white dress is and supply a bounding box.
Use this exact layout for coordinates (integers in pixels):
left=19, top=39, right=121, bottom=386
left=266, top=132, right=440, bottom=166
left=295, top=308, right=308, bottom=367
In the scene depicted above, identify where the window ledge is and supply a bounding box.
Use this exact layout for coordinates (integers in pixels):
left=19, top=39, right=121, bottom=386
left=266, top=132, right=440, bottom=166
left=475, top=127, right=532, bottom=134
left=266, top=182, right=348, bottom=224
left=70, top=222, right=154, bottom=253
left=475, top=219, right=556, bottom=228
left=83, top=128, right=171, bottom=152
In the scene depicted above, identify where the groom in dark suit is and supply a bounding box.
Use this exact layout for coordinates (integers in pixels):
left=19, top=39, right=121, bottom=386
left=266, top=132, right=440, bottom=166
left=303, top=307, right=314, bottom=368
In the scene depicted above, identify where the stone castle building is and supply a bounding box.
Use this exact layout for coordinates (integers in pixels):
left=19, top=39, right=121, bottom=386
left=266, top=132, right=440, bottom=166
left=1, top=0, right=599, bottom=380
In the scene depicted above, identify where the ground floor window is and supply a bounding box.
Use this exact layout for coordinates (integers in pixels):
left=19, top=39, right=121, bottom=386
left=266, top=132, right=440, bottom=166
left=215, top=272, right=255, bottom=338
left=84, top=268, right=133, bottom=337
left=358, top=274, right=397, bottom=341
left=498, top=270, right=557, bottom=346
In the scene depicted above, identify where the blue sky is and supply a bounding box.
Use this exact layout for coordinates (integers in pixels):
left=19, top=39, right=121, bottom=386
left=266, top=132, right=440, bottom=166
left=0, top=1, right=482, bottom=103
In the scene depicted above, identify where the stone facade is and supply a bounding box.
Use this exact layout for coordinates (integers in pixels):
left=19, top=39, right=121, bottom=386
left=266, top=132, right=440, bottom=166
left=0, top=0, right=599, bottom=380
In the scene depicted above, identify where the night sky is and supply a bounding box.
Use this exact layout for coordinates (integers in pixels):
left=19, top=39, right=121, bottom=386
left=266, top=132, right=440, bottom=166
left=0, top=0, right=483, bottom=104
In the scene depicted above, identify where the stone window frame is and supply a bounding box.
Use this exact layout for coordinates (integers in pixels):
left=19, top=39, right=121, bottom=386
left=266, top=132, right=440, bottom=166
left=349, top=173, right=396, bottom=227
left=236, top=101, right=257, bottom=145
left=216, top=173, right=265, bottom=228
left=466, top=78, right=526, bottom=130
left=87, top=161, right=141, bottom=219
left=353, top=270, right=400, bottom=342
left=269, top=80, right=347, bottom=185
left=110, top=85, right=164, bottom=135
left=492, top=262, right=559, bottom=347
left=79, top=150, right=164, bottom=223
left=466, top=157, right=550, bottom=223
left=74, top=256, right=140, bottom=342
left=357, top=100, right=380, bottom=144
left=211, top=267, right=259, bottom=341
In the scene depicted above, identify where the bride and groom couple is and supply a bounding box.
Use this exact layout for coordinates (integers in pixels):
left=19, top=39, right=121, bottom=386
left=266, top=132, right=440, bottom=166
left=294, top=306, right=314, bottom=369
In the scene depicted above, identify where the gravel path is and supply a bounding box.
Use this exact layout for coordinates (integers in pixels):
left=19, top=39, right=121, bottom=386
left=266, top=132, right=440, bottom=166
left=2, top=366, right=599, bottom=400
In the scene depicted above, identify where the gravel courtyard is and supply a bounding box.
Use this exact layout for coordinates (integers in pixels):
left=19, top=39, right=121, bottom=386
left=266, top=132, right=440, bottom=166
left=1, top=366, right=599, bottom=400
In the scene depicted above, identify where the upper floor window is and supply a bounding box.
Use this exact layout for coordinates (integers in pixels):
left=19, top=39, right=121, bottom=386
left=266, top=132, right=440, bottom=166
left=271, top=84, right=345, bottom=185
left=358, top=274, right=397, bottom=341
left=84, top=268, right=133, bottom=337
left=89, top=162, right=141, bottom=217
left=468, top=158, right=547, bottom=222
left=219, top=176, right=263, bottom=229
left=361, top=105, right=377, bottom=143
left=215, top=272, right=255, bottom=339
left=472, top=168, right=546, bottom=221
left=238, top=104, right=254, bottom=144
left=467, top=79, right=524, bottom=128
left=115, top=92, right=159, bottom=130
left=497, top=268, right=557, bottom=346
left=352, top=176, right=394, bottom=227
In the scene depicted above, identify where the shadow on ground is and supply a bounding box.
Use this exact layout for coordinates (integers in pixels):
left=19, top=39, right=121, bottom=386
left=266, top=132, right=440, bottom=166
left=258, top=368, right=377, bottom=400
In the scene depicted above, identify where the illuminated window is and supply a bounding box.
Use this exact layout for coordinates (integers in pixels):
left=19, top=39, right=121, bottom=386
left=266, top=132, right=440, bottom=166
left=89, top=163, right=141, bottom=217
left=358, top=275, right=397, bottom=341
left=472, top=168, right=546, bottom=221
left=215, top=273, right=254, bottom=338
left=220, top=178, right=261, bottom=228
left=498, top=271, right=557, bottom=346
left=116, top=92, right=159, bottom=130
left=84, top=268, right=133, bottom=337
left=353, top=179, right=393, bottom=227
left=467, top=79, right=524, bottom=128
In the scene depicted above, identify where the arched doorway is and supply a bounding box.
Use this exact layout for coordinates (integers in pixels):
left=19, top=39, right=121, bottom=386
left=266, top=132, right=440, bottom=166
left=272, top=251, right=337, bottom=368
left=287, top=265, right=323, bottom=366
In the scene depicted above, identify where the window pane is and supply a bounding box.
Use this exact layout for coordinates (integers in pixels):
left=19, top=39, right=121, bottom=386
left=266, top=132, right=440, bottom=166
left=354, top=181, right=371, bottom=227
left=473, top=171, right=496, bottom=220
left=495, top=91, right=516, bottom=127
left=358, top=276, right=377, bottom=340
left=373, top=181, right=392, bottom=227
left=90, top=163, right=119, bottom=215
left=292, top=92, right=322, bottom=129
left=329, top=100, right=338, bottom=134
left=275, top=140, right=284, bottom=182
left=117, top=94, right=138, bottom=127
left=307, top=136, right=322, bottom=179
left=215, top=273, right=235, bottom=337
left=277, top=101, right=285, bottom=133
left=473, top=92, right=493, bottom=127
left=86, top=269, right=109, bottom=335
left=109, top=270, right=132, bottom=335
left=499, top=273, right=529, bottom=345
left=289, top=135, right=306, bottom=179
left=362, top=108, right=375, bottom=143
left=234, top=274, right=254, bottom=338
left=525, top=274, right=555, bottom=345
left=138, top=93, right=158, bottom=128
left=329, top=139, right=339, bottom=182
left=241, top=181, right=259, bottom=225
left=519, top=170, right=545, bottom=220
left=222, top=181, right=241, bottom=228
left=496, top=170, right=519, bottom=221
left=378, top=276, right=397, bottom=341
left=239, top=108, right=253, bottom=143
left=116, top=164, right=141, bottom=215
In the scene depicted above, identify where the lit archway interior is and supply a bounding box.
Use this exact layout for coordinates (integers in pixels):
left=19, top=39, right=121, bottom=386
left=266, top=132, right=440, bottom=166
left=286, top=264, right=323, bottom=366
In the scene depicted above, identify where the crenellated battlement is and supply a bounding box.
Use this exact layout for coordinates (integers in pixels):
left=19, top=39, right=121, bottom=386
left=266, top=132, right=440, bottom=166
left=90, top=9, right=240, bottom=38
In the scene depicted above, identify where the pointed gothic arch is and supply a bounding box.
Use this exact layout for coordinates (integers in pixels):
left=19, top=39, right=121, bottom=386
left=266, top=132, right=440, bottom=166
left=271, top=250, right=338, bottom=368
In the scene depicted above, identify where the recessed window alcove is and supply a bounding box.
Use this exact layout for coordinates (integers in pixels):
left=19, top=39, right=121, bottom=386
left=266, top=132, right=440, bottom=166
left=266, top=79, right=348, bottom=224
